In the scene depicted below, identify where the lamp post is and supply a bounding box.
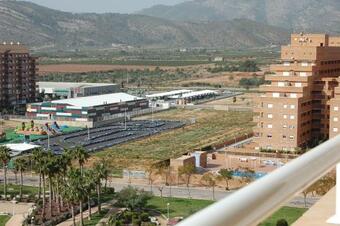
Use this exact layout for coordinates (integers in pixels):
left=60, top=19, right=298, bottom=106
left=167, top=203, right=170, bottom=221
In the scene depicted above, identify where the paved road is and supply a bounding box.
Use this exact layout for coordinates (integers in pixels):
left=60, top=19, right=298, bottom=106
left=4, top=173, right=319, bottom=208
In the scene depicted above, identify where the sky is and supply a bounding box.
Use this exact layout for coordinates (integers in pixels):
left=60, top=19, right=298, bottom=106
left=24, top=0, right=188, bottom=14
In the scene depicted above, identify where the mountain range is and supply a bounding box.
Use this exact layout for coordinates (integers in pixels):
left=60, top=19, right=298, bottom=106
left=139, top=0, right=340, bottom=34
left=0, top=1, right=289, bottom=50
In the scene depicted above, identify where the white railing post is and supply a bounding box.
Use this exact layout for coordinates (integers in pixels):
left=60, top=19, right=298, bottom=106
left=327, top=163, right=340, bottom=224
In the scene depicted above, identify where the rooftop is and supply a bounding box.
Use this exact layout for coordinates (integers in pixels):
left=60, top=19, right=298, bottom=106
left=37, top=82, right=117, bottom=89
left=170, top=90, right=218, bottom=99
left=0, top=43, right=29, bottom=53
left=4, top=143, right=40, bottom=157
left=146, top=90, right=192, bottom=99
left=50, top=93, right=142, bottom=108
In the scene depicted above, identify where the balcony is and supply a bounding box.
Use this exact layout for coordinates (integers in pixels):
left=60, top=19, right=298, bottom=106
left=265, top=74, right=311, bottom=82
left=260, top=84, right=306, bottom=93
left=270, top=64, right=314, bottom=72
left=177, top=136, right=340, bottom=226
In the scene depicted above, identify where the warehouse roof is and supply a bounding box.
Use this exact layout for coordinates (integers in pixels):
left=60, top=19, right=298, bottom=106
left=38, top=82, right=117, bottom=89
left=170, top=90, right=218, bottom=99
left=146, top=90, right=192, bottom=99
left=51, top=93, right=143, bottom=107
left=4, top=143, right=40, bottom=157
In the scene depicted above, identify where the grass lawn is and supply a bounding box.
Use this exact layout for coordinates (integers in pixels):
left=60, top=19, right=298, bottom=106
left=0, top=215, right=11, bottom=226
left=259, top=207, right=307, bottom=226
left=7, top=184, right=38, bottom=196
left=83, top=209, right=109, bottom=226
left=146, top=196, right=214, bottom=218
left=95, top=109, right=254, bottom=169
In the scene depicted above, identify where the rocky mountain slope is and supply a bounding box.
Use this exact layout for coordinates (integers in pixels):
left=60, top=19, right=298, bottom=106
left=139, top=0, right=340, bottom=34
left=0, top=1, right=289, bottom=50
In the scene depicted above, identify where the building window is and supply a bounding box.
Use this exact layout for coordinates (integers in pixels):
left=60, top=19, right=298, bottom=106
left=290, top=115, right=295, bottom=120
left=334, top=117, right=339, bottom=122
left=283, top=62, right=290, bottom=66
left=278, top=82, right=285, bottom=87
left=268, top=104, right=273, bottom=109
left=301, top=62, right=309, bottom=66
left=289, top=125, right=295, bottom=129
left=289, top=135, right=295, bottom=140
left=268, top=114, right=273, bottom=119
left=290, top=93, right=297, bottom=98
left=290, top=105, right=295, bottom=109
left=295, top=83, right=302, bottom=87
left=283, top=125, right=287, bottom=128
left=283, top=72, right=290, bottom=76
left=333, top=128, right=338, bottom=132
left=283, top=104, right=288, bottom=109
left=267, top=134, right=272, bottom=138
left=273, top=93, right=280, bottom=98
left=300, top=72, right=307, bottom=77
left=283, top=114, right=288, bottom=119
left=334, top=106, right=339, bottom=111
left=282, top=135, right=287, bottom=139
left=267, top=124, right=273, bottom=129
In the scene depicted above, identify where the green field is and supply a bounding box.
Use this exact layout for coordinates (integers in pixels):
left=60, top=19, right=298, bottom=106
left=95, top=109, right=254, bottom=169
left=259, top=207, right=307, bottom=226
left=82, top=209, right=109, bottom=226
left=0, top=215, right=11, bottom=226
left=147, top=197, right=214, bottom=218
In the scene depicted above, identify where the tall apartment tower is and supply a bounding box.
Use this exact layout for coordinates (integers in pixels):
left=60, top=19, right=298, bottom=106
left=254, top=34, right=340, bottom=151
left=0, top=42, right=37, bottom=111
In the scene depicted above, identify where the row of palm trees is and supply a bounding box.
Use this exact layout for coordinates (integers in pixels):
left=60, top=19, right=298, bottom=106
left=0, top=145, right=110, bottom=226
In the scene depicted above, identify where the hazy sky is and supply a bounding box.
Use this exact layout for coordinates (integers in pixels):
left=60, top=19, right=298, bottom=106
left=24, top=0, right=188, bottom=13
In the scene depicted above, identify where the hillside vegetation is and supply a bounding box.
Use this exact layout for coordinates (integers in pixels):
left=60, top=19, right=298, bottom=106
left=0, top=1, right=288, bottom=50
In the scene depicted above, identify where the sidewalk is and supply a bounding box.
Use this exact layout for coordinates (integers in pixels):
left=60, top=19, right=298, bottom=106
left=57, top=200, right=116, bottom=226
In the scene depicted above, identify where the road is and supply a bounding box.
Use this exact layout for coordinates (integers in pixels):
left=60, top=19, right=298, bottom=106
left=4, top=173, right=319, bottom=208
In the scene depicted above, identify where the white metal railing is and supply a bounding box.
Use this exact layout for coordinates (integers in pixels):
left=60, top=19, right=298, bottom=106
left=177, top=135, right=340, bottom=226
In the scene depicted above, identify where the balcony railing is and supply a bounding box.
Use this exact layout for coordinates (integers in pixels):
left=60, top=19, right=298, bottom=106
left=178, top=135, right=340, bottom=226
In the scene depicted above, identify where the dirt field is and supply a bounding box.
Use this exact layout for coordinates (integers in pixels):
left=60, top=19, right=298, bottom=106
left=204, top=93, right=257, bottom=107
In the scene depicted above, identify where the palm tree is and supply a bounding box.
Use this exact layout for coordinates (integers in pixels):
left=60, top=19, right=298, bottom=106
left=13, top=157, right=27, bottom=200
left=32, top=148, right=44, bottom=199
left=93, top=162, right=107, bottom=213
left=0, top=146, right=11, bottom=199
left=72, top=146, right=89, bottom=175
left=45, top=151, right=59, bottom=218
left=84, top=170, right=96, bottom=220
left=66, top=168, right=86, bottom=226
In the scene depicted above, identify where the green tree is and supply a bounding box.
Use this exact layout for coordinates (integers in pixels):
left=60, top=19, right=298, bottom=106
left=0, top=146, right=11, bottom=199
left=178, top=163, right=196, bottom=198
left=200, top=172, right=217, bottom=200
left=72, top=146, right=89, bottom=175
left=32, top=148, right=45, bottom=199
left=93, top=162, right=108, bottom=212
left=116, top=186, right=152, bottom=211
left=276, top=219, right=288, bottom=226
left=84, top=170, right=96, bottom=220
left=13, top=157, right=27, bottom=199
left=218, top=168, right=233, bottom=190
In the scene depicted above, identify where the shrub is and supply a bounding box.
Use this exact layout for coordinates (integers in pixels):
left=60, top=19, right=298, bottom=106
left=276, top=219, right=288, bottom=226
left=140, top=212, right=150, bottom=222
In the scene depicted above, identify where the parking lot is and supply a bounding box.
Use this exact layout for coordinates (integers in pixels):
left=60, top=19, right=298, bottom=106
left=35, top=120, right=185, bottom=154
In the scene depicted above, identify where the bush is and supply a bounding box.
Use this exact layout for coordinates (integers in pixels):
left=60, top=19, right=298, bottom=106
left=116, top=186, right=152, bottom=211
left=239, top=76, right=266, bottom=88
left=276, top=219, right=288, bottom=226
left=140, top=212, right=150, bottom=222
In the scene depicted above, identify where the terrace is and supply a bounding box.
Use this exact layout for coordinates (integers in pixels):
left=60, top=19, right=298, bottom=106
left=177, top=135, right=340, bottom=226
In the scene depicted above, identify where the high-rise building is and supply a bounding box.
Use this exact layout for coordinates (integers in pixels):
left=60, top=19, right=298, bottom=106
left=254, top=34, right=340, bottom=151
left=0, top=42, right=37, bottom=111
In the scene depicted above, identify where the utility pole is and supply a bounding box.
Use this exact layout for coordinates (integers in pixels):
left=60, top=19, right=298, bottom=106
left=125, top=109, right=127, bottom=130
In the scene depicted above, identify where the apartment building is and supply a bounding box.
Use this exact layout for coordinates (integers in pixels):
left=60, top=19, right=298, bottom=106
left=254, top=34, right=340, bottom=151
left=0, top=42, right=37, bottom=111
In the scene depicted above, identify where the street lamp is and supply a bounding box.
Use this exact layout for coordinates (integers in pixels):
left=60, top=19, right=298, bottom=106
left=167, top=203, right=170, bottom=221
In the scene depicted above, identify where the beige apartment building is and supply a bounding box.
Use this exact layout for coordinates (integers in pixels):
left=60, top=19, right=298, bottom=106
left=254, top=33, right=340, bottom=151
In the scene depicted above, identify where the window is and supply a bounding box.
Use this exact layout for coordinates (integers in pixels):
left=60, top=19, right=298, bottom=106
left=282, top=135, right=287, bottom=139
left=300, top=72, right=307, bottom=77
left=273, top=93, right=280, bottom=98
left=278, top=82, right=285, bottom=87
left=289, top=135, right=295, bottom=140
left=283, top=104, right=288, bottom=109
left=290, top=93, right=297, bottom=98
left=290, top=105, right=295, bottom=109
left=334, top=117, right=339, bottom=122
left=334, top=106, right=339, bottom=111
left=289, top=125, right=295, bottom=129
left=334, top=128, right=338, bottom=132
left=283, top=114, right=288, bottom=119
left=268, top=114, right=273, bottom=119
left=268, top=104, right=273, bottom=109
left=267, top=134, right=272, bottom=138
left=283, top=125, right=287, bottom=128
left=301, top=62, right=309, bottom=66
left=290, top=115, right=295, bottom=120
left=267, top=124, right=273, bottom=129
left=283, top=62, right=290, bottom=66
left=295, top=83, right=302, bottom=87
left=283, top=72, right=290, bottom=76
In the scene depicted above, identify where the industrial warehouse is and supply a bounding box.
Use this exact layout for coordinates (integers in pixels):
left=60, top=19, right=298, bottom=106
left=26, top=93, right=149, bottom=125
left=37, top=82, right=120, bottom=99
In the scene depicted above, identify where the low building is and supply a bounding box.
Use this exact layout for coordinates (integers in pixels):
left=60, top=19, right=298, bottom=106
left=38, top=82, right=120, bottom=99
left=146, top=90, right=192, bottom=101
left=191, top=151, right=208, bottom=168
left=26, top=93, right=148, bottom=123
left=170, top=155, right=196, bottom=172
left=174, top=90, right=218, bottom=105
